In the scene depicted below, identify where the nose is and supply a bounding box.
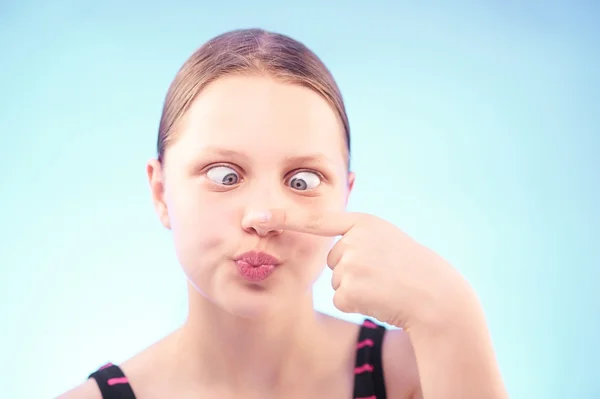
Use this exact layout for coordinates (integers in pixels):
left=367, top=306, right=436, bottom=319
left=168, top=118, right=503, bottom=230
left=242, top=209, right=283, bottom=237
left=241, top=185, right=286, bottom=237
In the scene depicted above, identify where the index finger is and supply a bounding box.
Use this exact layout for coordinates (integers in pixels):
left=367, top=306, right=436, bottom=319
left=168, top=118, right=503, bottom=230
left=263, top=209, right=358, bottom=237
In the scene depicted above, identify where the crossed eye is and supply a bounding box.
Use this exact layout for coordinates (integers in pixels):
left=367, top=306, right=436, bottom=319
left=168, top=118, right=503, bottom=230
left=206, top=166, right=322, bottom=190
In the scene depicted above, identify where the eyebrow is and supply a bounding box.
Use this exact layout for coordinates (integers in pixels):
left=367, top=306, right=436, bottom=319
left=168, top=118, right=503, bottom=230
left=199, top=147, right=335, bottom=165
left=283, top=153, right=333, bottom=165
left=200, top=147, right=250, bottom=160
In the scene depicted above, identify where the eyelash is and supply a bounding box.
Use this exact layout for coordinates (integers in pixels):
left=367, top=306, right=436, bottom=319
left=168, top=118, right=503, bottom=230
left=202, top=163, right=327, bottom=185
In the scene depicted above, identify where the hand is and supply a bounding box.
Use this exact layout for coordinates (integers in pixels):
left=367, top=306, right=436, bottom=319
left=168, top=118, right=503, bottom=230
left=252, top=209, right=473, bottom=330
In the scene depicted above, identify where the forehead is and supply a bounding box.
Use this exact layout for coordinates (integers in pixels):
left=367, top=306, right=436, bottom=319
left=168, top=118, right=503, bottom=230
left=170, top=75, right=347, bottom=165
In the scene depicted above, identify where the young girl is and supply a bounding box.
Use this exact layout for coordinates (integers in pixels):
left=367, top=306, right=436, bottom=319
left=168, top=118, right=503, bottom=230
left=59, top=28, right=508, bottom=399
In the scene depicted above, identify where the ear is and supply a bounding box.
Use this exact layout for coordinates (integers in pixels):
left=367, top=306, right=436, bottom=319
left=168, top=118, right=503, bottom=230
left=146, top=159, right=171, bottom=229
left=345, top=171, right=355, bottom=206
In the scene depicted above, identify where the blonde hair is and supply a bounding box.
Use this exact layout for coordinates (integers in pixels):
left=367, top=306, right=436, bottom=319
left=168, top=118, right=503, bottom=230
left=156, top=28, right=351, bottom=166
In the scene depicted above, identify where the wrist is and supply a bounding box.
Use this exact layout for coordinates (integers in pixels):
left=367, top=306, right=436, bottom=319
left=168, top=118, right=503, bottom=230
left=404, top=276, right=484, bottom=338
left=405, top=293, right=508, bottom=399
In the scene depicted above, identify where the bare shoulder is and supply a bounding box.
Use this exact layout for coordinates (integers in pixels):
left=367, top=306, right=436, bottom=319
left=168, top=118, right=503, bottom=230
left=55, top=378, right=102, bottom=399
left=318, top=314, right=421, bottom=398
left=382, top=328, right=422, bottom=399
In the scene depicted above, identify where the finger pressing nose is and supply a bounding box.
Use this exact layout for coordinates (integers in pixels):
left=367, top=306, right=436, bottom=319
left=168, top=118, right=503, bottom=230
left=241, top=210, right=283, bottom=237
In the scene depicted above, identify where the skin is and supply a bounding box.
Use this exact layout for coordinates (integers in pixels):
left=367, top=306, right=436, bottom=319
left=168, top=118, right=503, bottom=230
left=58, top=75, right=507, bottom=399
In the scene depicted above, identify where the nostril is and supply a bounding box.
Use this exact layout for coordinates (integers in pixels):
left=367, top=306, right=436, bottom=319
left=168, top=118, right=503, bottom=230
left=252, top=226, right=283, bottom=237
left=242, top=209, right=283, bottom=237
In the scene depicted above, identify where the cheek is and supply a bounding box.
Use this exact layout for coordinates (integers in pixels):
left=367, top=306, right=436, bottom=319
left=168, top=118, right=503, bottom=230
left=291, top=234, right=335, bottom=275
left=287, top=192, right=345, bottom=267
left=167, top=186, right=241, bottom=266
left=298, top=235, right=333, bottom=254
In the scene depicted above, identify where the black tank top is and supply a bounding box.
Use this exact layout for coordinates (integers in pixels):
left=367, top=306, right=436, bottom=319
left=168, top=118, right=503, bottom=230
left=89, top=319, right=387, bottom=399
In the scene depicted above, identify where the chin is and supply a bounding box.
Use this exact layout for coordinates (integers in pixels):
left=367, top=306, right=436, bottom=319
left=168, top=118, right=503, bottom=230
left=219, top=285, right=288, bottom=320
left=186, top=261, right=313, bottom=321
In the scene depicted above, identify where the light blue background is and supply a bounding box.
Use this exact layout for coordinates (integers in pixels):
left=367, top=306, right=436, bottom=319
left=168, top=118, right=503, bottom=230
left=1, top=1, right=598, bottom=398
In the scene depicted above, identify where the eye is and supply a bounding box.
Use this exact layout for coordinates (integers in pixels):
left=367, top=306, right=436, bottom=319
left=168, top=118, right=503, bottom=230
left=206, top=165, right=240, bottom=186
left=287, top=171, right=321, bottom=191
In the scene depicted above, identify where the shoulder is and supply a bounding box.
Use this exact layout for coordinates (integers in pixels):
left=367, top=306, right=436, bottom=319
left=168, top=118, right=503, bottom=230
left=55, top=331, right=178, bottom=399
left=55, top=379, right=102, bottom=399
left=324, top=315, right=421, bottom=398
left=382, top=328, right=423, bottom=399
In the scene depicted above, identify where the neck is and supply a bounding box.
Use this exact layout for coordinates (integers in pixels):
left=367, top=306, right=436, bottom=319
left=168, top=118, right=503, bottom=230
left=174, top=284, right=327, bottom=393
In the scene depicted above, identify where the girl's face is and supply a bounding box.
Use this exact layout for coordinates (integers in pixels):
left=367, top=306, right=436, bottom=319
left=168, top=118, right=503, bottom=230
left=148, top=75, right=354, bottom=319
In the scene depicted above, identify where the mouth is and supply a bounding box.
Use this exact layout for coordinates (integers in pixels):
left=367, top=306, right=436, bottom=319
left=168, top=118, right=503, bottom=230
left=234, top=250, right=281, bottom=267
left=234, top=251, right=281, bottom=282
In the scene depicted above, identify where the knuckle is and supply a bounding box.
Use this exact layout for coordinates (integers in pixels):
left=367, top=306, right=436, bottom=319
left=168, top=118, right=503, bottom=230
left=333, top=290, right=350, bottom=311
